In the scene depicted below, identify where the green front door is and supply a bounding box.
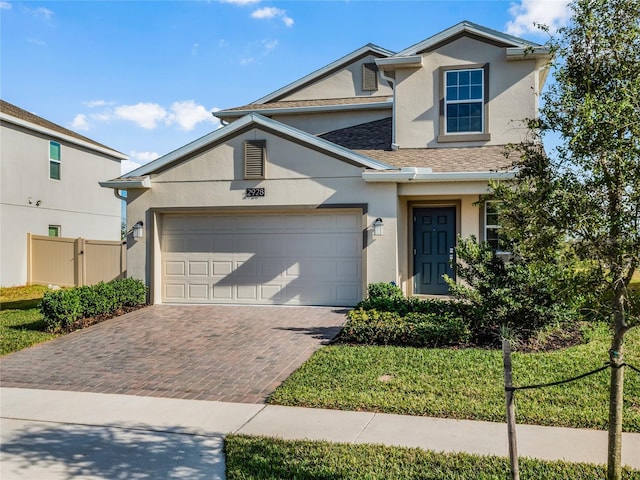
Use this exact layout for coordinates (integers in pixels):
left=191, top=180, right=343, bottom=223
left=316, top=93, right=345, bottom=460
left=413, top=207, right=456, bottom=295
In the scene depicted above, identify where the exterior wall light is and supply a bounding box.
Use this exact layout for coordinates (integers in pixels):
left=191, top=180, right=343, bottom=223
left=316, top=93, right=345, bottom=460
left=133, top=221, right=144, bottom=238
left=373, top=217, right=384, bottom=236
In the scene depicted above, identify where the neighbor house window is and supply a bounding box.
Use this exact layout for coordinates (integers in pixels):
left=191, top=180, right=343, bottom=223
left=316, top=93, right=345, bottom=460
left=48, top=225, right=61, bottom=237
left=445, top=69, right=484, bottom=133
left=244, top=140, right=266, bottom=179
left=49, top=141, right=61, bottom=180
left=484, top=201, right=501, bottom=251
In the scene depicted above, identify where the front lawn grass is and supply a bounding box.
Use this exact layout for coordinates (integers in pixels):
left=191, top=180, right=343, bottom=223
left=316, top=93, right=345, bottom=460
left=1, top=285, right=57, bottom=356
left=269, top=323, right=640, bottom=432
left=225, top=435, right=640, bottom=480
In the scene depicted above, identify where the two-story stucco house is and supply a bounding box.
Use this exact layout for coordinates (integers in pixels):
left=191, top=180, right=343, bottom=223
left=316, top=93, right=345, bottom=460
left=101, top=21, right=550, bottom=306
left=1, top=100, right=127, bottom=287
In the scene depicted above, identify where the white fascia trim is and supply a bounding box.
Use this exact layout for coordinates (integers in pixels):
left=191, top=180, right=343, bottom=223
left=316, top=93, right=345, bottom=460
left=99, top=176, right=151, bottom=189
left=0, top=112, right=128, bottom=160
left=362, top=167, right=516, bottom=183
left=396, top=21, right=539, bottom=57
left=216, top=100, right=392, bottom=120
left=506, top=46, right=551, bottom=60
left=124, top=113, right=393, bottom=178
left=254, top=44, right=395, bottom=104
left=375, top=56, right=423, bottom=69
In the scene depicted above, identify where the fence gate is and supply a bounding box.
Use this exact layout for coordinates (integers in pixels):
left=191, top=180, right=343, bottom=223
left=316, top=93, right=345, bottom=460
left=27, top=233, right=126, bottom=287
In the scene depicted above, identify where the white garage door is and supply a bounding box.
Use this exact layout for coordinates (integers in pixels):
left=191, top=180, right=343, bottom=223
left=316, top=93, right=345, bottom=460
left=161, top=212, right=363, bottom=306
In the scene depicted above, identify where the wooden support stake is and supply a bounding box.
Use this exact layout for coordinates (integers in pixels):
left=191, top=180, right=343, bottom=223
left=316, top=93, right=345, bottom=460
left=503, top=339, right=520, bottom=480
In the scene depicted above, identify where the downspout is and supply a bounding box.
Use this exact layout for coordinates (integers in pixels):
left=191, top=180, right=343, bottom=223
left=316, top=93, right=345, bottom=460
left=378, top=66, right=398, bottom=149
left=111, top=189, right=127, bottom=201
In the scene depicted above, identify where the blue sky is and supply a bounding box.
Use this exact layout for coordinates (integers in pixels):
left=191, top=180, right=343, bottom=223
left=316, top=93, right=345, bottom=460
left=1, top=0, right=570, bottom=174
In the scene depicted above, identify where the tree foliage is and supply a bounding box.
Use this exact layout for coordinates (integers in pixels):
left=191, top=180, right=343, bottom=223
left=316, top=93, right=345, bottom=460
left=492, top=1, right=639, bottom=477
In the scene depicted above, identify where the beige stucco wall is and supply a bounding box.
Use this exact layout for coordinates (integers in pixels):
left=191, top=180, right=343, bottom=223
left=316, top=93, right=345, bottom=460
left=0, top=121, right=122, bottom=286
left=281, top=54, right=393, bottom=101
left=394, top=36, right=546, bottom=148
left=125, top=128, right=400, bottom=303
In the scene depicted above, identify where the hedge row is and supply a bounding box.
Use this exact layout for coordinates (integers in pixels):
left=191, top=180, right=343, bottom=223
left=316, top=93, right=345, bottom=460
left=340, top=308, right=471, bottom=347
left=40, top=278, right=147, bottom=332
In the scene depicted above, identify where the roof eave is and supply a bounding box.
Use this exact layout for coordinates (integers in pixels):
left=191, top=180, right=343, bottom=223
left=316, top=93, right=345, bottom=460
left=362, top=168, right=516, bottom=183
left=99, top=176, right=151, bottom=189
left=215, top=100, right=393, bottom=121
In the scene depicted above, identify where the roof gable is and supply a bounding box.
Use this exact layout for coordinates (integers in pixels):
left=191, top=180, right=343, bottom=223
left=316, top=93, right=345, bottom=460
left=395, top=20, right=541, bottom=56
left=253, top=44, right=394, bottom=104
left=122, top=113, right=394, bottom=178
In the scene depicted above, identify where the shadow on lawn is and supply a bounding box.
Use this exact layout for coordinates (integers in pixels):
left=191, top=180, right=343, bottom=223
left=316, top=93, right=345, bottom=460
left=0, top=298, right=42, bottom=311
left=1, top=422, right=225, bottom=480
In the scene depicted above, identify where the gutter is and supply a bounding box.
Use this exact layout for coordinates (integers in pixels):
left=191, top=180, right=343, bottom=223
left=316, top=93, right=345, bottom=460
left=99, top=176, right=152, bottom=189
left=362, top=167, right=516, bottom=183
left=215, top=100, right=392, bottom=121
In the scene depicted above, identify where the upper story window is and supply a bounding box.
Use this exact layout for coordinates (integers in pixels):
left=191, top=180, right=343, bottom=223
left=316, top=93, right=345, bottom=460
left=438, top=64, right=490, bottom=143
left=49, top=141, right=61, bottom=180
left=445, top=69, right=483, bottom=133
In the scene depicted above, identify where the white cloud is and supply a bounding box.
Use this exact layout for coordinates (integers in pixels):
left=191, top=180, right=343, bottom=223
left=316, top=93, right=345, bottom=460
left=506, top=0, right=571, bottom=36
left=121, top=151, right=161, bottom=175
left=25, top=6, right=53, bottom=19
left=26, top=37, right=45, bottom=46
left=84, top=99, right=113, bottom=108
left=168, top=100, right=218, bottom=131
left=262, top=39, right=278, bottom=52
left=70, top=114, right=90, bottom=131
left=0, top=2, right=12, bottom=10
left=251, top=6, right=293, bottom=27
left=114, top=103, right=168, bottom=130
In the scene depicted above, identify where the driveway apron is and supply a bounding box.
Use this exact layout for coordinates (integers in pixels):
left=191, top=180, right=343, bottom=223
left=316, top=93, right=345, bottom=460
left=0, top=305, right=346, bottom=404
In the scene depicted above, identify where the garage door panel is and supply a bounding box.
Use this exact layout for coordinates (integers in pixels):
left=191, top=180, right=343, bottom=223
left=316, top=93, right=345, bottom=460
left=162, top=213, right=362, bottom=305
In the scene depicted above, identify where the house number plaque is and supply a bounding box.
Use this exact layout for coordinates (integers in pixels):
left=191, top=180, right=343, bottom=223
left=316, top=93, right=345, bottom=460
left=245, top=187, right=265, bottom=197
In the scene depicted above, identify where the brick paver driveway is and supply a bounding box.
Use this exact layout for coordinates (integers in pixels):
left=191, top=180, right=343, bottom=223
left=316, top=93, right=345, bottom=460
left=0, top=305, right=347, bottom=403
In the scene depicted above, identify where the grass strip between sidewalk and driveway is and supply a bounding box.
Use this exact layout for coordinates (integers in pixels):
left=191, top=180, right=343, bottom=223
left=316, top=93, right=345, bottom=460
left=0, top=285, right=56, bottom=356
left=268, top=323, right=640, bottom=432
left=225, top=435, right=640, bottom=480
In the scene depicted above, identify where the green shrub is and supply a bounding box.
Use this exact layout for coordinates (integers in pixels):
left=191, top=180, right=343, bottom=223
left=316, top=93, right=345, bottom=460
left=367, top=282, right=404, bottom=300
left=40, top=278, right=147, bottom=332
left=340, top=308, right=471, bottom=347
left=446, top=237, right=577, bottom=345
left=40, top=288, right=82, bottom=332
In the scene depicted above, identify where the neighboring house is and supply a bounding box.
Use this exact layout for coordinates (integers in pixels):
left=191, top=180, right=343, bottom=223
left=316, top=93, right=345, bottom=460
left=101, top=21, right=550, bottom=306
left=1, top=100, right=127, bottom=287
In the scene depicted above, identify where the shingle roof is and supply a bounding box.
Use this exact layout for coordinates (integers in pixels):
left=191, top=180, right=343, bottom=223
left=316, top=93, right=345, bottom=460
left=219, top=96, right=392, bottom=114
left=0, top=99, right=123, bottom=155
left=357, top=146, right=513, bottom=172
left=319, top=117, right=392, bottom=150
left=318, top=117, right=512, bottom=172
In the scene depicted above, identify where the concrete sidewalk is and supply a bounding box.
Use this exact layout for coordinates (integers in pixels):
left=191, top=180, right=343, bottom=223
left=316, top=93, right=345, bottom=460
left=1, top=387, right=639, bottom=479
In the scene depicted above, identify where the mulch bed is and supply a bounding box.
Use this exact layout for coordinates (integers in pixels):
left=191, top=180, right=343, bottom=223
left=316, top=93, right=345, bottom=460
left=55, top=305, right=148, bottom=334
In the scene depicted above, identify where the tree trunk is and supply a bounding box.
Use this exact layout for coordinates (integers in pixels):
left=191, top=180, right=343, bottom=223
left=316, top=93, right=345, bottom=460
left=607, top=306, right=626, bottom=480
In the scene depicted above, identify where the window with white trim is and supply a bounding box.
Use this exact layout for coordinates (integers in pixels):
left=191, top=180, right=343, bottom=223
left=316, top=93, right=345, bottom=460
left=445, top=68, right=484, bottom=134
left=49, top=141, right=61, bottom=180
left=48, top=225, right=61, bottom=237
left=484, top=200, right=501, bottom=251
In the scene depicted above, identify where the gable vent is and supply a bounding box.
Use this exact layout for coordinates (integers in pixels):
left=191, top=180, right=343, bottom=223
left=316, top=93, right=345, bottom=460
left=362, top=63, right=379, bottom=91
left=244, top=140, right=266, bottom=179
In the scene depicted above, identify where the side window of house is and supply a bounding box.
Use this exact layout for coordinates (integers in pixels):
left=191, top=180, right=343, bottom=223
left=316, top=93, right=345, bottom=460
left=49, top=141, right=61, bottom=180
left=485, top=200, right=501, bottom=251
left=48, top=225, right=61, bottom=237
left=244, top=140, right=266, bottom=179
left=445, top=69, right=484, bottom=133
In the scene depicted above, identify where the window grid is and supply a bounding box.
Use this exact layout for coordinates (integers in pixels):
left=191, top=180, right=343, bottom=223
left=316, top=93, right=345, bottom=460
left=445, top=69, right=484, bottom=134
left=49, top=141, right=61, bottom=180
left=48, top=225, right=61, bottom=237
left=485, top=200, right=501, bottom=252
